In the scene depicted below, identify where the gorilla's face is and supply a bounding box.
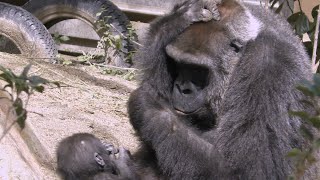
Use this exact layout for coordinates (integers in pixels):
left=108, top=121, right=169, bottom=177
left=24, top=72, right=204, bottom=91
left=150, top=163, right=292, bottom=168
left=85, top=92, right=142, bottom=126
left=166, top=21, right=242, bottom=115
left=172, top=63, right=209, bottom=114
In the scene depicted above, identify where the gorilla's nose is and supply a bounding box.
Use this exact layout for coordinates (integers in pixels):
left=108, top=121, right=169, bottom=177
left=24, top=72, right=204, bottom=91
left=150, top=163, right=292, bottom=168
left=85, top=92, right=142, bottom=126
left=175, top=82, right=196, bottom=96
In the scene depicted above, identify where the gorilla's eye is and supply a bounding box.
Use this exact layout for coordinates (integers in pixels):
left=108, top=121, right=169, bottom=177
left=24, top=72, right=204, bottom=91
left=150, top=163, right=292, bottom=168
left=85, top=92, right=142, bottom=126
left=230, top=40, right=243, bottom=53
left=176, top=63, right=209, bottom=89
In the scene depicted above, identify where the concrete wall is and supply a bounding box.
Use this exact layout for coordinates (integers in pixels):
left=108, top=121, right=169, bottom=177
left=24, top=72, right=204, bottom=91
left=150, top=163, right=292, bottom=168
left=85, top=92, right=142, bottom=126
left=110, top=0, right=265, bottom=18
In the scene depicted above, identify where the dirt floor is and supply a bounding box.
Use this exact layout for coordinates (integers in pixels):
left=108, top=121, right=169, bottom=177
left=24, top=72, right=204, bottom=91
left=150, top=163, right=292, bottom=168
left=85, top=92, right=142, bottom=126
left=0, top=52, right=140, bottom=179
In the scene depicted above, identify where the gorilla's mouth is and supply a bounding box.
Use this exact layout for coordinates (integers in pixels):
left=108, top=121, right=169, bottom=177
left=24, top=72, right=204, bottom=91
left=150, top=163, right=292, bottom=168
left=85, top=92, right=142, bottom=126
left=174, top=108, right=202, bottom=115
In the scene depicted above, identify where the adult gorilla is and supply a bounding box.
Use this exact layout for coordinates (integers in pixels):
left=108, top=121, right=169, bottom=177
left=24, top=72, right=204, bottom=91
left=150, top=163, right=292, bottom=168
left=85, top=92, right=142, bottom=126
left=128, top=0, right=317, bottom=179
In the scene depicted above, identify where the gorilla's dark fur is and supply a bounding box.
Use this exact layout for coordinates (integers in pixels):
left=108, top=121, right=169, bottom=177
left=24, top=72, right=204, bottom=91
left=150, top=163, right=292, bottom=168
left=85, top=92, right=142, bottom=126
left=128, top=0, right=318, bottom=179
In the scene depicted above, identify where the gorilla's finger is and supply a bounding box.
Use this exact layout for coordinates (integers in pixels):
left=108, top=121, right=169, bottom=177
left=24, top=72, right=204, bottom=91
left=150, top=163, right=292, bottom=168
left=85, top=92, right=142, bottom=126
left=211, top=9, right=221, bottom=20
left=94, top=152, right=106, bottom=167
left=118, top=147, right=132, bottom=160
left=203, top=0, right=221, bottom=21
left=102, top=142, right=119, bottom=154
left=201, top=9, right=214, bottom=22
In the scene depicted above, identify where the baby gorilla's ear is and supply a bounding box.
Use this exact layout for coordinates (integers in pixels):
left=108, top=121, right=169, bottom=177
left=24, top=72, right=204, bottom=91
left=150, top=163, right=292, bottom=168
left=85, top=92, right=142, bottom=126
left=94, top=152, right=106, bottom=168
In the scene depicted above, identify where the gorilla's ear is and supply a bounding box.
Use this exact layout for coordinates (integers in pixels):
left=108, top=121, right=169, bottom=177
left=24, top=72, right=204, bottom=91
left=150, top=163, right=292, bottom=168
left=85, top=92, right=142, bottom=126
left=94, top=152, right=105, bottom=168
left=230, top=39, right=244, bottom=53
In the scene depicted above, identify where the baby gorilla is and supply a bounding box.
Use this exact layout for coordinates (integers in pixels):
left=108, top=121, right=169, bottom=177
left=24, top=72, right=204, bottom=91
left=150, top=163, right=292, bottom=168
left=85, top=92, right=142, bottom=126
left=56, top=133, right=139, bottom=180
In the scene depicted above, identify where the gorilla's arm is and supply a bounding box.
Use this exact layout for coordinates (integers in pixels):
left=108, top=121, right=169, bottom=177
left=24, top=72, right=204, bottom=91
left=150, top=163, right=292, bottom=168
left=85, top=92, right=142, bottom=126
left=129, top=88, right=226, bottom=179
left=213, top=30, right=310, bottom=179
left=94, top=147, right=140, bottom=180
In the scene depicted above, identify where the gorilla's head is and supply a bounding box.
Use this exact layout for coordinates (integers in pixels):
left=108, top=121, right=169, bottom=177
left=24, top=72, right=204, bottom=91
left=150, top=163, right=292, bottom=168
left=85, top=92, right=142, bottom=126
left=166, top=21, right=243, bottom=116
left=57, top=133, right=117, bottom=179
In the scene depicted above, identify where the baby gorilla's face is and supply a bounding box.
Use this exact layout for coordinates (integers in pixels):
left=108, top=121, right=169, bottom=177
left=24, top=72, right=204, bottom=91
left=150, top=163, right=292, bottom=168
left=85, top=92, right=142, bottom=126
left=56, top=133, right=126, bottom=179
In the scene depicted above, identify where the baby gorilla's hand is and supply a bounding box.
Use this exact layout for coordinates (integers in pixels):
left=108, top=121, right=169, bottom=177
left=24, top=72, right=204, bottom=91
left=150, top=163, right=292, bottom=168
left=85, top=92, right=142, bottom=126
left=101, top=141, right=119, bottom=155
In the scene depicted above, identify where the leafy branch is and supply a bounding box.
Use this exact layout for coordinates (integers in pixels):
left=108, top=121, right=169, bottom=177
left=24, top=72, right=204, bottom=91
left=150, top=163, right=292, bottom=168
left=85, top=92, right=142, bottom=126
left=52, top=32, right=70, bottom=45
left=267, top=0, right=320, bottom=72
left=93, top=63, right=138, bottom=81
left=85, top=7, right=140, bottom=66
left=0, top=64, right=59, bottom=141
left=264, top=1, right=320, bottom=178
left=288, top=74, right=320, bottom=179
left=287, top=3, right=320, bottom=72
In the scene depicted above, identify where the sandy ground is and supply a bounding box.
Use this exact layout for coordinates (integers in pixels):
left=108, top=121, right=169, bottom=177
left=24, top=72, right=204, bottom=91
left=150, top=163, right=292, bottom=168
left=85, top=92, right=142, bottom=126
left=0, top=52, right=140, bottom=179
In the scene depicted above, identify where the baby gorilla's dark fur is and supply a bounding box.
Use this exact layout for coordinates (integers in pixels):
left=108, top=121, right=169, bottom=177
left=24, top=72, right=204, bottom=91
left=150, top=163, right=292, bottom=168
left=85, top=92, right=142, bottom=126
left=57, top=133, right=139, bottom=180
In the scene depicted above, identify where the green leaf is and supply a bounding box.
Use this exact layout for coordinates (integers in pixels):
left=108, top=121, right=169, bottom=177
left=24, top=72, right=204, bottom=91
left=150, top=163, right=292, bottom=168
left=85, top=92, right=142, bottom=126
left=303, top=41, right=313, bottom=58
left=29, top=76, right=49, bottom=86
left=287, top=148, right=301, bottom=157
left=53, top=32, right=60, bottom=38
left=300, top=125, right=314, bottom=140
left=33, top=85, right=45, bottom=93
left=299, top=99, right=314, bottom=107
left=308, top=116, right=320, bottom=129
left=288, top=12, right=310, bottom=36
left=313, top=139, right=320, bottom=148
left=59, top=35, right=70, bottom=42
left=124, top=72, right=135, bottom=81
left=311, top=5, right=319, bottom=21
left=289, top=111, right=310, bottom=119
left=296, top=85, right=314, bottom=97
left=104, top=68, right=112, bottom=74
left=311, top=74, right=320, bottom=95
left=313, top=73, right=320, bottom=85
left=96, top=11, right=102, bottom=17
left=114, top=35, right=122, bottom=50
left=0, top=66, right=17, bottom=87
left=306, top=154, right=316, bottom=164
left=62, top=60, right=73, bottom=65
left=0, top=73, right=14, bottom=88
left=15, top=78, right=29, bottom=95
left=20, top=64, right=32, bottom=78
left=17, top=110, right=27, bottom=129
left=13, top=98, right=27, bottom=129
left=288, top=176, right=295, bottom=180
left=52, top=81, right=61, bottom=88
left=288, top=12, right=301, bottom=26
left=296, top=13, right=310, bottom=36
left=77, top=56, right=86, bottom=62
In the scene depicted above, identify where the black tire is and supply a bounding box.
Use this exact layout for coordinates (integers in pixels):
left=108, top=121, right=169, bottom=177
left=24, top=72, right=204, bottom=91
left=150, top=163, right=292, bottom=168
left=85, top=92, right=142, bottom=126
left=23, top=0, right=135, bottom=67
left=0, top=2, right=57, bottom=62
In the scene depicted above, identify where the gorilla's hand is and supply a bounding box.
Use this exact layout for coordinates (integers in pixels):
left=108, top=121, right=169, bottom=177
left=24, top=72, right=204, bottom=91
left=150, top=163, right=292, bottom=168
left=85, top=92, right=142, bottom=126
left=108, top=147, right=133, bottom=166
left=118, top=147, right=132, bottom=162
left=111, top=147, right=139, bottom=178
left=102, top=142, right=119, bottom=155
left=203, top=0, right=221, bottom=20
left=177, top=0, right=213, bottom=22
